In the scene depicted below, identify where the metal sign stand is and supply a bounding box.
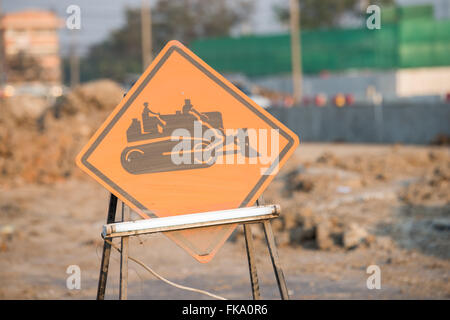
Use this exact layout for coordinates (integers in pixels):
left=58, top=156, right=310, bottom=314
left=96, top=193, right=289, bottom=300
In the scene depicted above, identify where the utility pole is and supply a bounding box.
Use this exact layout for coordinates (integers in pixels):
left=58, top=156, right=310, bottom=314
left=0, top=0, right=5, bottom=87
left=69, top=29, right=80, bottom=88
left=141, top=0, right=152, bottom=71
left=289, top=0, right=302, bottom=105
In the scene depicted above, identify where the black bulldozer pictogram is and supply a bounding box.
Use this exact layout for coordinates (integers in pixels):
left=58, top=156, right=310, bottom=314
left=121, top=99, right=259, bottom=175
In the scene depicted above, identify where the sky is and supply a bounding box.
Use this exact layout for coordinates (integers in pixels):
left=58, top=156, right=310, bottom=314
left=0, top=0, right=289, bottom=56
left=1, top=0, right=449, bottom=57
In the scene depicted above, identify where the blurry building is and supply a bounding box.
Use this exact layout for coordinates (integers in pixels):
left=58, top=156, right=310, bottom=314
left=0, top=10, right=63, bottom=84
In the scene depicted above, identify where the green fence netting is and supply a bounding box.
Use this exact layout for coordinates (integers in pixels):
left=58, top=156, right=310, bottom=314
left=190, top=5, right=450, bottom=77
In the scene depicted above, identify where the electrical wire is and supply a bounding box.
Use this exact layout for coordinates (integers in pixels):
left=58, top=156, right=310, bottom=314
left=104, top=238, right=227, bottom=300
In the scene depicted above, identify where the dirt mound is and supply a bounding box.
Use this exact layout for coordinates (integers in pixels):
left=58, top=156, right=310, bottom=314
left=232, top=205, right=375, bottom=250
left=0, top=95, right=48, bottom=127
left=0, top=80, right=124, bottom=186
left=237, top=147, right=449, bottom=251
left=401, top=162, right=450, bottom=206
left=53, top=79, right=123, bottom=117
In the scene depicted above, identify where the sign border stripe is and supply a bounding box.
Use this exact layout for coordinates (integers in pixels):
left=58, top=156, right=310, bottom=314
left=80, top=44, right=295, bottom=218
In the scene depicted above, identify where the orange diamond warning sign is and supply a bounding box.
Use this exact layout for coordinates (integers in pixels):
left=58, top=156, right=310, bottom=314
left=76, top=40, right=299, bottom=263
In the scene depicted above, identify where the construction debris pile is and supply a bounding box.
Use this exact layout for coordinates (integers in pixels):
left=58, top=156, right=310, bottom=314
left=0, top=80, right=124, bottom=186
left=400, top=160, right=450, bottom=206
left=233, top=147, right=449, bottom=254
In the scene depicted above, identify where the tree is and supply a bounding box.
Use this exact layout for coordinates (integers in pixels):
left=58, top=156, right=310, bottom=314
left=274, top=0, right=394, bottom=29
left=152, top=0, right=253, bottom=52
left=80, top=0, right=253, bottom=83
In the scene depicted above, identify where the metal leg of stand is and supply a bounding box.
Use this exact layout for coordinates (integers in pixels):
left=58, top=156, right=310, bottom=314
left=244, top=223, right=260, bottom=300
left=244, top=198, right=264, bottom=300
left=119, top=203, right=129, bottom=300
left=262, top=220, right=289, bottom=300
left=97, top=193, right=287, bottom=300
left=97, top=193, right=118, bottom=300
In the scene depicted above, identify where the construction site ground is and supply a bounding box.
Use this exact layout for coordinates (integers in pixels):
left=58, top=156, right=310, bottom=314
left=1, top=143, right=449, bottom=299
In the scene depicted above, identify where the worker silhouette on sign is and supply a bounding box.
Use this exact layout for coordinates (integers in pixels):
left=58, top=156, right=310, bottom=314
left=143, top=102, right=166, bottom=134
left=182, top=99, right=209, bottom=122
